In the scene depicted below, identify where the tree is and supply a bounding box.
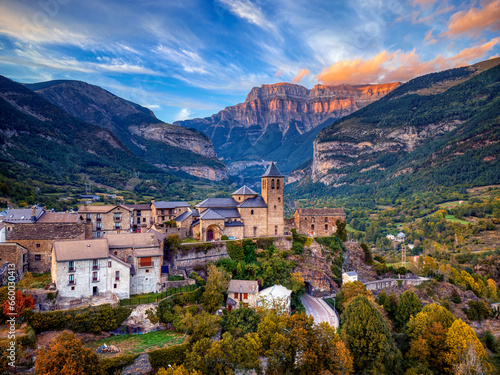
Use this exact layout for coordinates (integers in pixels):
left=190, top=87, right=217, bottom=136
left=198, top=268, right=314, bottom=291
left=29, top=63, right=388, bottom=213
left=360, top=243, right=373, bottom=264
left=445, top=319, right=491, bottom=374
left=19, top=272, right=34, bottom=291
left=201, top=264, right=230, bottom=313
left=181, top=311, right=221, bottom=344
left=35, top=331, right=103, bottom=375
left=336, top=281, right=372, bottom=313
left=221, top=307, right=260, bottom=338
left=341, top=295, right=398, bottom=373
left=2, top=289, right=35, bottom=319
left=158, top=365, right=201, bottom=375
left=335, top=220, right=347, bottom=242
left=395, top=290, right=422, bottom=329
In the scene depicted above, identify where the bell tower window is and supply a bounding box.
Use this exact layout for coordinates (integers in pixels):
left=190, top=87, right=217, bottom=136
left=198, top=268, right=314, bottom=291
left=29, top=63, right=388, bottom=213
left=271, top=179, right=275, bottom=189
left=277, top=179, right=280, bottom=190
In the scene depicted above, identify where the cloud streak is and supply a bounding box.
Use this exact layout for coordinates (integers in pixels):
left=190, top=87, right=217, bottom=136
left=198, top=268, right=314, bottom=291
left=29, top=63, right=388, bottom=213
left=217, top=0, right=277, bottom=33
left=444, top=0, right=500, bottom=38
left=292, top=69, right=309, bottom=83
left=316, top=38, right=500, bottom=85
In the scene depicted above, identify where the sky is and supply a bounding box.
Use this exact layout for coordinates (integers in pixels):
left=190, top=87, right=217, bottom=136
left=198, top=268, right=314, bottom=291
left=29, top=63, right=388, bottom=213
left=0, top=0, right=499, bottom=123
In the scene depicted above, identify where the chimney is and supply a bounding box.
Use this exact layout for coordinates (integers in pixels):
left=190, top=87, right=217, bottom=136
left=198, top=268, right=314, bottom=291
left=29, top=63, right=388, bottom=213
left=31, top=206, right=36, bottom=222
left=151, top=197, right=155, bottom=203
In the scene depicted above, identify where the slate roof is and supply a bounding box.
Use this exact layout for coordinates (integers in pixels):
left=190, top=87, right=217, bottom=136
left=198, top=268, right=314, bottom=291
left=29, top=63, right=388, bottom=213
left=147, top=229, right=167, bottom=243
left=345, top=271, right=358, bottom=277
left=226, top=297, right=238, bottom=306
left=196, top=198, right=238, bottom=209
left=261, top=162, right=284, bottom=177
left=296, top=208, right=346, bottom=217
left=53, top=239, right=109, bottom=262
left=228, top=280, right=259, bottom=294
left=106, top=233, right=159, bottom=248
left=152, top=201, right=189, bottom=209
left=5, top=223, right=88, bottom=240
left=175, top=210, right=192, bottom=222
left=239, top=196, right=267, bottom=208
left=232, top=185, right=258, bottom=196
left=225, top=221, right=244, bottom=227
left=37, top=212, right=81, bottom=223
left=109, top=254, right=132, bottom=268
left=199, top=209, right=225, bottom=220
left=3, top=208, right=44, bottom=223
left=192, top=209, right=200, bottom=217
left=133, top=248, right=163, bottom=257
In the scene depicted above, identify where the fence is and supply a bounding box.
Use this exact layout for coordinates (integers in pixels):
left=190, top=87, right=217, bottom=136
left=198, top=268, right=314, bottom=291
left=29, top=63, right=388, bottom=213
left=120, top=284, right=197, bottom=306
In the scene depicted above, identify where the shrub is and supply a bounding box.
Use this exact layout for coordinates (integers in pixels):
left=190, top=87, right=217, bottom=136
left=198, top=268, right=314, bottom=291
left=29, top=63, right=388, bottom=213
left=221, top=235, right=229, bottom=240
left=100, top=354, right=139, bottom=374
left=451, top=288, right=461, bottom=303
left=149, top=343, right=189, bottom=369
left=464, top=300, right=491, bottom=321
left=482, top=330, right=496, bottom=353
left=292, top=242, right=304, bottom=255
left=184, top=305, right=199, bottom=315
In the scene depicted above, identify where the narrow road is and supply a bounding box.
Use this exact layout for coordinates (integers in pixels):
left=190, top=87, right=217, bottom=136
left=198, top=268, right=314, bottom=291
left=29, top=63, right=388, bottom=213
left=301, top=293, right=339, bottom=329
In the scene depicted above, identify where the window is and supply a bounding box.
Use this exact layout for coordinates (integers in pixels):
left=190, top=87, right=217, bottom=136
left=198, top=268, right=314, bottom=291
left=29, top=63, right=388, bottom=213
left=137, top=210, right=141, bottom=217
left=140, top=257, right=152, bottom=267
left=114, top=284, right=117, bottom=289
left=146, top=269, right=150, bottom=273
left=274, top=205, right=276, bottom=210
left=277, top=179, right=280, bottom=190
left=251, top=210, right=254, bottom=215
left=108, top=261, right=112, bottom=267
left=86, top=213, right=91, bottom=222
left=114, top=251, right=117, bottom=256
left=69, top=261, right=75, bottom=272
left=96, top=214, right=101, bottom=222
left=278, top=197, right=281, bottom=202
left=137, top=218, right=140, bottom=224
left=271, top=179, right=275, bottom=189
left=71, top=286, right=75, bottom=290
left=115, top=222, right=121, bottom=230
left=68, top=274, right=75, bottom=285
left=115, top=271, right=120, bottom=281
left=143, top=218, right=146, bottom=222
left=96, top=222, right=102, bottom=230
left=244, top=293, right=248, bottom=299
left=92, top=271, right=98, bottom=282
left=35, top=243, right=40, bottom=248
left=311, top=224, right=315, bottom=230
left=234, top=292, right=239, bottom=299
left=325, top=218, right=328, bottom=222
left=92, top=259, right=99, bottom=270
left=96, top=232, right=102, bottom=238
left=128, top=255, right=132, bottom=262
left=114, top=213, right=121, bottom=222
left=35, top=255, right=41, bottom=261
left=275, top=225, right=278, bottom=235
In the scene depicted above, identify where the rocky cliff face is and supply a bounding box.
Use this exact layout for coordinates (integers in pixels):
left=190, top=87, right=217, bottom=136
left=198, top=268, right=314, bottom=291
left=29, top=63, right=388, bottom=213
left=310, top=59, right=500, bottom=186
left=175, top=82, right=399, bottom=178
left=27, top=80, right=225, bottom=180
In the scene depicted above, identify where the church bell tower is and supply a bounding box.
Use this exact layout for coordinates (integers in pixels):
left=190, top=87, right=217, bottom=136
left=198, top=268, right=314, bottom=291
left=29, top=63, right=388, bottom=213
left=261, top=162, right=284, bottom=236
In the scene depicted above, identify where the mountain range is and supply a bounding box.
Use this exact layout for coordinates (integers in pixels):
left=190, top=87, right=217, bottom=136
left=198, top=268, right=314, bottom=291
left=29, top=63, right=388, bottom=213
left=175, top=82, right=400, bottom=181
left=289, top=57, right=500, bottom=198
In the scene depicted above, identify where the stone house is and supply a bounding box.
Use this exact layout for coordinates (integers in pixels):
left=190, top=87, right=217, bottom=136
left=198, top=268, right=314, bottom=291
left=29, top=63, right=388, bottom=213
left=125, top=204, right=152, bottom=232
left=51, top=239, right=131, bottom=299
left=192, top=163, right=285, bottom=241
left=151, top=201, right=190, bottom=225
left=0, top=243, right=28, bottom=277
left=257, top=285, right=292, bottom=314
left=397, top=232, right=405, bottom=242
left=293, top=208, right=346, bottom=237
left=226, top=280, right=259, bottom=310
left=105, top=233, right=163, bottom=294
left=342, top=271, right=358, bottom=284
left=4, top=214, right=92, bottom=273
left=78, top=205, right=132, bottom=237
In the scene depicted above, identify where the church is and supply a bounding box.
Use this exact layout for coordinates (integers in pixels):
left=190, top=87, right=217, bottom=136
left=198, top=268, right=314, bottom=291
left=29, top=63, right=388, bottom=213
left=177, top=163, right=285, bottom=241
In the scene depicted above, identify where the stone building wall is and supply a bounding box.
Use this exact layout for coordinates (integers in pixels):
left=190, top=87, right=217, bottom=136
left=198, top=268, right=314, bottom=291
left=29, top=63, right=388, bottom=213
left=239, top=207, right=267, bottom=238
left=293, top=211, right=346, bottom=237
left=261, top=177, right=284, bottom=236
left=80, top=206, right=132, bottom=236
left=0, top=243, right=28, bottom=275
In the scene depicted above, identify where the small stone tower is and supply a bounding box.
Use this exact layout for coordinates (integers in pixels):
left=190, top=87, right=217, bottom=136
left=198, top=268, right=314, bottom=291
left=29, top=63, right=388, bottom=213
left=261, top=162, right=284, bottom=236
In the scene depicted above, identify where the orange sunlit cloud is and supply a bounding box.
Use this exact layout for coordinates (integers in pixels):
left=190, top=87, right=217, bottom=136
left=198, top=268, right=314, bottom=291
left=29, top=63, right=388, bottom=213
left=274, top=69, right=282, bottom=77
left=292, top=69, right=309, bottom=83
left=316, top=38, right=500, bottom=85
left=412, top=0, right=438, bottom=7
left=444, top=0, right=500, bottom=37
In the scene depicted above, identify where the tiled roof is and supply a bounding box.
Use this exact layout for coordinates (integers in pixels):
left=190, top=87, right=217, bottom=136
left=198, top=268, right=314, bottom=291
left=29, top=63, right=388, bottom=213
left=5, top=223, right=88, bottom=240
left=199, top=209, right=225, bottom=220
left=192, top=209, right=200, bottom=217
left=152, top=201, right=189, bottom=209
left=78, top=205, right=132, bottom=213
left=239, top=196, right=267, bottom=208
left=3, top=208, right=44, bottom=223
left=106, top=233, right=159, bottom=248
left=232, top=185, right=258, bottom=195
left=226, top=297, right=238, bottom=305
left=196, top=198, right=238, bottom=209
left=124, top=204, right=151, bottom=211
left=261, top=162, right=284, bottom=177
left=296, top=208, right=346, bottom=217
left=228, top=280, right=259, bottom=293
left=133, top=248, right=163, bottom=257
left=37, top=212, right=81, bottom=223
left=147, top=228, right=166, bottom=243
left=175, top=210, right=192, bottom=222
left=53, top=239, right=109, bottom=262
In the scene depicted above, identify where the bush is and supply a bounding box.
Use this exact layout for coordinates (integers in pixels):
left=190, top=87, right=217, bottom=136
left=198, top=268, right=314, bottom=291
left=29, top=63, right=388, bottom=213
left=482, top=330, right=496, bottom=353
left=100, top=354, right=139, bottom=374
left=464, top=300, right=491, bottom=321
left=149, top=343, right=189, bottom=369
left=168, top=275, right=184, bottom=281
left=221, top=235, right=229, bottom=240
left=189, top=272, right=206, bottom=286
left=292, top=242, right=304, bottom=255
left=24, top=304, right=131, bottom=334
left=451, top=288, right=461, bottom=303
left=184, top=305, right=199, bottom=315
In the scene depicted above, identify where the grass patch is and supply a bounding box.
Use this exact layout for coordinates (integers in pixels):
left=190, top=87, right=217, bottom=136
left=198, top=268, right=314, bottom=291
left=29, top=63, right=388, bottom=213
left=346, top=224, right=364, bottom=234
left=87, top=330, right=185, bottom=356
left=445, top=215, right=474, bottom=225
left=181, top=237, right=201, bottom=243
left=120, top=284, right=197, bottom=306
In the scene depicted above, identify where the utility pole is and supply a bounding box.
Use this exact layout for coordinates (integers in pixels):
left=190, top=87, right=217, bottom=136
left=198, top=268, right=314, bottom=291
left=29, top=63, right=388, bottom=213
left=401, top=243, right=407, bottom=269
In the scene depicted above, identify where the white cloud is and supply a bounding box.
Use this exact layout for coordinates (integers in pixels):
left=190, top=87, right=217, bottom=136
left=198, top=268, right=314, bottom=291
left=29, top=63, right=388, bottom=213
left=175, top=108, right=192, bottom=121
left=217, top=0, right=278, bottom=33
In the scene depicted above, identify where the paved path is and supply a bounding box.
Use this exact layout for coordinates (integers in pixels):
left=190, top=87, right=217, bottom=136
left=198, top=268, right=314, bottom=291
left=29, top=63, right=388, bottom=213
left=301, top=293, right=339, bottom=329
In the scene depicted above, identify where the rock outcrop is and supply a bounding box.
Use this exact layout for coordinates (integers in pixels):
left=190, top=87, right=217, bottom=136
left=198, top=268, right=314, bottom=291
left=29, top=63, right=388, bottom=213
left=175, top=82, right=399, bottom=177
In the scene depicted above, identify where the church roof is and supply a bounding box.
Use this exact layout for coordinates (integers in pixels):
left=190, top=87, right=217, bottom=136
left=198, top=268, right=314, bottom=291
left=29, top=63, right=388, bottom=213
left=261, top=162, right=284, bottom=177
left=239, top=196, right=267, bottom=208
left=232, top=185, right=258, bottom=196
left=196, top=198, right=239, bottom=209
left=199, top=209, right=226, bottom=220
left=152, top=201, right=189, bottom=209
left=200, top=208, right=241, bottom=220
left=175, top=210, right=192, bottom=222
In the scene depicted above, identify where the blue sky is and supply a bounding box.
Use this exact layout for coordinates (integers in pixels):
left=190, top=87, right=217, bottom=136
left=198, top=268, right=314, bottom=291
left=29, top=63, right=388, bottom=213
left=0, top=0, right=498, bottom=123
